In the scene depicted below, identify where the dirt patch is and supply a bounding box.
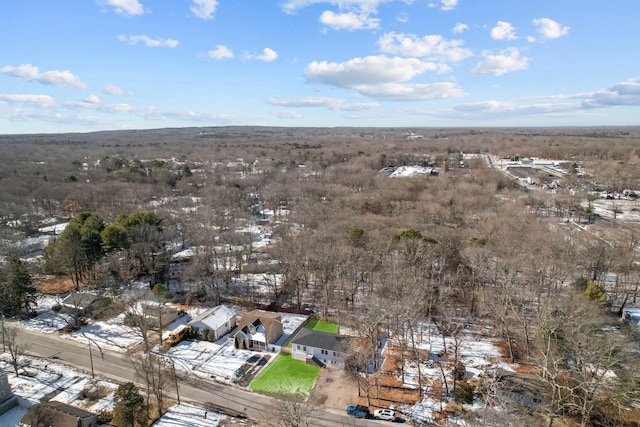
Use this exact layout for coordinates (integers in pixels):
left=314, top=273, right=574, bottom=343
left=309, top=368, right=360, bottom=411
left=34, top=275, right=76, bottom=294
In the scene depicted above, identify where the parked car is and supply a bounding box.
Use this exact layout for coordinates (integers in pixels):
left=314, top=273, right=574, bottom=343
left=373, top=408, right=395, bottom=421
left=346, top=405, right=370, bottom=418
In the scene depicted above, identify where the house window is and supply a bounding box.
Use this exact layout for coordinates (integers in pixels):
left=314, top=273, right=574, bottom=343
left=321, top=349, right=328, bottom=355
left=333, top=351, right=336, bottom=356
left=303, top=346, right=307, bottom=351
left=297, top=345, right=301, bottom=350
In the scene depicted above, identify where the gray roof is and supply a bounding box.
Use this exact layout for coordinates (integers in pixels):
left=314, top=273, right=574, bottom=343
left=291, top=328, right=349, bottom=353
left=61, top=293, right=98, bottom=309
left=187, top=305, right=236, bottom=330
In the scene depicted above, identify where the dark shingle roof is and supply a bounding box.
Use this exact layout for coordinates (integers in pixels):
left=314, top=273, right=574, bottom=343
left=291, top=329, right=349, bottom=353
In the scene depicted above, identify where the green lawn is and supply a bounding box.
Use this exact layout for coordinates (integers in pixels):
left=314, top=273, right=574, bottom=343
left=305, top=318, right=339, bottom=333
left=249, top=354, right=320, bottom=397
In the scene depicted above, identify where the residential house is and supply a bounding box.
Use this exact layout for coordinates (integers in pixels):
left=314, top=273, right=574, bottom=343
left=187, top=305, right=237, bottom=341
left=19, top=401, right=98, bottom=427
left=61, top=293, right=98, bottom=316
left=230, top=310, right=283, bottom=352
left=0, top=370, right=17, bottom=416
left=291, top=329, right=349, bottom=369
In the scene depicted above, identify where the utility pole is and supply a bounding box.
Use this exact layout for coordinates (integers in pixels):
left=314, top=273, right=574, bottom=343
left=171, top=357, right=180, bottom=404
left=1, top=315, right=5, bottom=352
left=82, top=333, right=104, bottom=379
left=89, top=340, right=94, bottom=378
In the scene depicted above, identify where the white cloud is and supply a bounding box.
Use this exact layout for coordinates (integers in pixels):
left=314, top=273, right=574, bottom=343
left=102, top=0, right=144, bottom=16
left=265, top=96, right=380, bottom=110
left=579, top=76, right=640, bottom=108
left=319, top=10, right=380, bottom=30
left=207, top=45, right=234, bottom=59
left=191, top=0, right=218, bottom=19
left=532, top=18, right=570, bottom=40
left=429, top=0, right=458, bottom=11
left=440, top=0, right=458, bottom=11
left=304, top=55, right=465, bottom=101
left=246, top=48, right=278, bottom=62
left=281, top=0, right=397, bottom=14
left=452, top=100, right=575, bottom=118
left=103, top=85, right=130, bottom=95
left=471, top=48, right=530, bottom=76
left=117, top=35, right=179, bottom=48
left=377, top=32, right=472, bottom=63
left=453, top=23, right=468, bottom=34
left=446, top=76, right=640, bottom=121
left=65, top=96, right=134, bottom=113
left=396, top=12, right=409, bottom=23
left=358, top=82, right=466, bottom=100
left=83, top=95, right=101, bottom=104
left=0, top=64, right=87, bottom=89
left=0, top=94, right=56, bottom=108
left=305, top=55, right=441, bottom=87
left=274, top=110, right=302, bottom=119
left=490, top=21, right=517, bottom=40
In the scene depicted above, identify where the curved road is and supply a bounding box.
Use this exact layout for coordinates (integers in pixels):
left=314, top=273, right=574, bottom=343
left=13, top=328, right=376, bottom=426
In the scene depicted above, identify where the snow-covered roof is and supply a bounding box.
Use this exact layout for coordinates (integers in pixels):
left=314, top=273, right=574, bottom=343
left=188, top=305, right=236, bottom=330
left=388, top=166, right=433, bottom=177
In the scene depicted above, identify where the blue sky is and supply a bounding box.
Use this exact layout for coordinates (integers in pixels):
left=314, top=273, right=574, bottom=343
left=2, top=0, right=640, bottom=133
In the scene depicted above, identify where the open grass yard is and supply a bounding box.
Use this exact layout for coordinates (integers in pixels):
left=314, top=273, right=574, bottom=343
left=305, top=319, right=339, bottom=333
left=249, top=354, right=320, bottom=398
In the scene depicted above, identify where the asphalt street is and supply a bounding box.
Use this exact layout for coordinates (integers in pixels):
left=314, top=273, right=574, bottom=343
left=13, top=327, right=377, bottom=426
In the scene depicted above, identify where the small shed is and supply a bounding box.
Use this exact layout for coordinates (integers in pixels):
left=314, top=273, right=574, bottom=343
left=187, top=305, right=237, bottom=341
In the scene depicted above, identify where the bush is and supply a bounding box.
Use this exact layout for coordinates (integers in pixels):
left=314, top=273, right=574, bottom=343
left=584, top=280, right=606, bottom=302
left=452, top=382, right=475, bottom=405
left=98, top=410, right=113, bottom=424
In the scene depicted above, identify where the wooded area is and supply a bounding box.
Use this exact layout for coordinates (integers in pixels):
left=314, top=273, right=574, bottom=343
left=1, top=126, right=640, bottom=426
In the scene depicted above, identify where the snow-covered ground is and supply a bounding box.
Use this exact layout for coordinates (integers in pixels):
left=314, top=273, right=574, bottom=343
left=385, top=322, right=513, bottom=425
left=164, top=313, right=307, bottom=382
left=1, top=303, right=306, bottom=426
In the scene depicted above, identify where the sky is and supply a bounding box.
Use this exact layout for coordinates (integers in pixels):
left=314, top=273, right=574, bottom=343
left=2, top=0, right=640, bottom=134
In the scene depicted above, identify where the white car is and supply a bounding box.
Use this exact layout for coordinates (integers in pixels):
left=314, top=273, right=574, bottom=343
left=373, top=408, right=395, bottom=421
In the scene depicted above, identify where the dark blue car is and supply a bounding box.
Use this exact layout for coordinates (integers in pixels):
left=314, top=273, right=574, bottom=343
left=346, top=405, right=370, bottom=418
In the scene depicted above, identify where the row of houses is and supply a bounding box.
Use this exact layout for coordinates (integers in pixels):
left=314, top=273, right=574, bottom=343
left=183, top=306, right=349, bottom=369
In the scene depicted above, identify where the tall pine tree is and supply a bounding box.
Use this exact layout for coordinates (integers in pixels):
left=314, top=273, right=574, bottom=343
left=1, top=256, right=37, bottom=317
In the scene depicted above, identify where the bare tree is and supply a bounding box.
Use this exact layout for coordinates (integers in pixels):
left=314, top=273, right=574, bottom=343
left=3, top=324, right=28, bottom=376
left=264, top=391, right=314, bottom=427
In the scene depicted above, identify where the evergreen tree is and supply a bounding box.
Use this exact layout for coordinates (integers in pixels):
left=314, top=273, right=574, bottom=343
left=112, top=382, right=146, bottom=427
left=1, top=256, right=37, bottom=317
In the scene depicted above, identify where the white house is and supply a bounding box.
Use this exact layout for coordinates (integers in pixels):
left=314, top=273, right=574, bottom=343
left=291, top=329, right=349, bottom=369
left=187, top=305, right=237, bottom=341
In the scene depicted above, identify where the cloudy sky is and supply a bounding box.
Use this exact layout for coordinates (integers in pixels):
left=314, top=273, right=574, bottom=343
left=2, top=0, right=639, bottom=133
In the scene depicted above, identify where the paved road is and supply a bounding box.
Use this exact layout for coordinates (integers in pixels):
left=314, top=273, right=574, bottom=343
left=13, top=328, right=376, bottom=426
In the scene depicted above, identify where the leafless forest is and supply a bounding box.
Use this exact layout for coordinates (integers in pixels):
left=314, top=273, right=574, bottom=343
left=1, top=126, right=640, bottom=426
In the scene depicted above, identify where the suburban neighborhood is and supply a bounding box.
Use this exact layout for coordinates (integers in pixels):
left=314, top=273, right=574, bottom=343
left=1, top=126, right=640, bottom=427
